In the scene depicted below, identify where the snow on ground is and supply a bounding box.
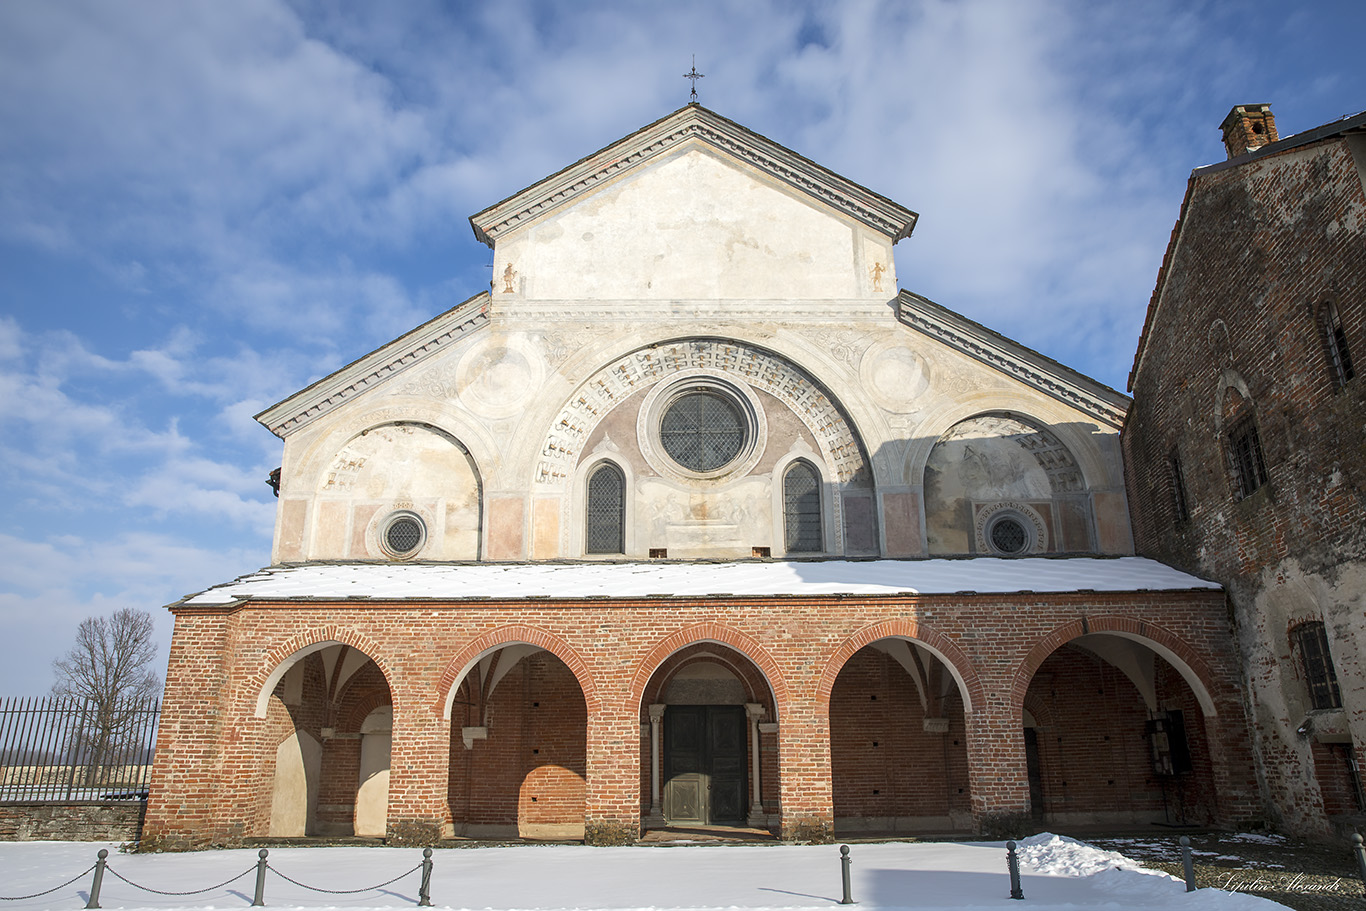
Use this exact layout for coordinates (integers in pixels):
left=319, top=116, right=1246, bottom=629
left=0, top=835, right=1289, bottom=911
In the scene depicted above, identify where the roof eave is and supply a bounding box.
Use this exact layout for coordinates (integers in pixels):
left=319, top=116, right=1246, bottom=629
left=254, top=292, right=491, bottom=439
left=896, top=291, right=1131, bottom=427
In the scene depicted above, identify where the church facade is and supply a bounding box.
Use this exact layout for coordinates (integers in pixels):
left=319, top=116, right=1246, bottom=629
left=142, top=106, right=1258, bottom=848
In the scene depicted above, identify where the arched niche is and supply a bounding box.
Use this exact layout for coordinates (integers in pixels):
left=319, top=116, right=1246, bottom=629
left=307, top=421, right=481, bottom=561
left=923, top=413, right=1094, bottom=555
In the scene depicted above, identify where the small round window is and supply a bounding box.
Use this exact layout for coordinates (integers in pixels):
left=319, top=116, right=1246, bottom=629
left=659, top=391, right=745, bottom=472
left=382, top=513, right=425, bottom=558
left=988, top=516, right=1029, bottom=555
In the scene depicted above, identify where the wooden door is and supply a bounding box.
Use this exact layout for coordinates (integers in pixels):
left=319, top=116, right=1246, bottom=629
left=663, top=705, right=747, bottom=825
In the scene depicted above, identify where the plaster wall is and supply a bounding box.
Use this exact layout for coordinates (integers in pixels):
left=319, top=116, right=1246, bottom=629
left=492, top=147, right=891, bottom=303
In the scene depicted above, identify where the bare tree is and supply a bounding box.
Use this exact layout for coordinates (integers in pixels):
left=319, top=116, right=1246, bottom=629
left=51, top=608, right=161, bottom=786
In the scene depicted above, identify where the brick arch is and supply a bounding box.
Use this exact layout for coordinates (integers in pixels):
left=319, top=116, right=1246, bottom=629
left=1010, top=615, right=1219, bottom=717
left=340, top=688, right=394, bottom=733
left=817, top=618, right=983, bottom=713
left=641, top=643, right=774, bottom=715
left=251, top=626, right=395, bottom=719
left=629, top=623, right=789, bottom=719
left=437, top=625, right=599, bottom=719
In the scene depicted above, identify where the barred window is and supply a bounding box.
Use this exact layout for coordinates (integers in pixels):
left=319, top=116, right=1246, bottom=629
left=1322, top=302, right=1355, bottom=390
left=585, top=462, right=625, bottom=554
left=660, top=391, right=745, bottom=472
left=988, top=516, right=1029, bottom=554
left=1227, top=415, right=1268, bottom=499
left=1170, top=450, right=1190, bottom=522
left=1294, top=621, right=1342, bottom=711
left=783, top=461, right=822, bottom=553
left=380, top=512, right=426, bottom=559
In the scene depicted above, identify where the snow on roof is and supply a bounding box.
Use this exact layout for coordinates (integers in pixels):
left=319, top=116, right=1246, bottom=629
left=177, top=556, right=1218, bottom=607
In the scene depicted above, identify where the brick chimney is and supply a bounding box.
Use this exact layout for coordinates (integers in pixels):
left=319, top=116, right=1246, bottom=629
left=1220, top=104, right=1278, bottom=159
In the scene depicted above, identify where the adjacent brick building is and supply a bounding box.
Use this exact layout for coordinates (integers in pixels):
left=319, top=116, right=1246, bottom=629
left=1124, top=104, right=1366, bottom=836
left=142, top=105, right=1262, bottom=849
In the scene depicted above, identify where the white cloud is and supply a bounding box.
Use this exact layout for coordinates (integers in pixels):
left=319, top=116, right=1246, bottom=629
left=0, top=321, right=281, bottom=530
left=0, top=531, right=266, bottom=694
left=0, top=0, right=1363, bottom=694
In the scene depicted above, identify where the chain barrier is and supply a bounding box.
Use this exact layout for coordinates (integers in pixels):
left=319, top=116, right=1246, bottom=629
left=1, top=849, right=431, bottom=907
left=266, top=862, right=422, bottom=894
left=105, top=864, right=256, bottom=896
left=0, top=865, right=96, bottom=901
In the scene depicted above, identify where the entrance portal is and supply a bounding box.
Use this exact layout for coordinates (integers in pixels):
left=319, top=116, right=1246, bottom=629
left=663, top=705, right=746, bottom=825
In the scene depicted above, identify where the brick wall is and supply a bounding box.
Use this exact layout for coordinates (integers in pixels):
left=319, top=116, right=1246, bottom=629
left=1124, top=127, right=1366, bottom=836
left=450, top=651, right=587, bottom=837
left=829, top=646, right=970, bottom=830
left=142, top=589, right=1256, bottom=849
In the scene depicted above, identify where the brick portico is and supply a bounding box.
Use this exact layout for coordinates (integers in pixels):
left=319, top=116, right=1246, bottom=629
left=141, top=559, right=1260, bottom=849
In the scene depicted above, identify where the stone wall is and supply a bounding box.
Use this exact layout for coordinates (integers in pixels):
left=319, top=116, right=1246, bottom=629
left=0, top=802, right=145, bottom=842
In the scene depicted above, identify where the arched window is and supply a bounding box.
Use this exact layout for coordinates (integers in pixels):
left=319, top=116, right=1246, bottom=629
left=585, top=462, right=625, bottom=555
left=783, top=461, right=822, bottom=553
left=1227, top=413, right=1268, bottom=499
left=1321, top=302, right=1355, bottom=390
left=1292, top=621, right=1342, bottom=711
left=1170, top=449, right=1190, bottom=522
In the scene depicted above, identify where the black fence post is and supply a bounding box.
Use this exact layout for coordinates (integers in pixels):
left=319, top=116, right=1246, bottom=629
left=839, top=844, right=854, bottom=904
left=252, top=848, right=268, bottom=907
left=419, top=847, right=433, bottom=907
left=1006, top=840, right=1024, bottom=900
left=1353, top=833, right=1366, bottom=891
left=84, top=848, right=108, bottom=909
left=1180, top=836, right=1196, bottom=892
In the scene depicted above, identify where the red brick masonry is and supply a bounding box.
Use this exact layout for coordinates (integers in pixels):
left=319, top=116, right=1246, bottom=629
left=142, top=587, right=1259, bottom=849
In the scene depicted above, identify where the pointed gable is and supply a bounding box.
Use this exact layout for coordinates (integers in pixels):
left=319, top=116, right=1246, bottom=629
left=471, top=105, right=917, bottom=303
left=471, top=104, right=917, bottom=247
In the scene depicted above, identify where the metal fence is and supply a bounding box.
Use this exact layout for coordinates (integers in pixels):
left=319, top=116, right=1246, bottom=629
left=0, top=696, right=160, bottom=803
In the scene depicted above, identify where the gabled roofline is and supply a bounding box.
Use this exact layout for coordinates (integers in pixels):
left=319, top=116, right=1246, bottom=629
left=254, top=292, right=491, bottom=439
left=1129, top=109, right=1366, bottom=390
left=896, top=291, right=1131, bottom=428
left=469, top=104, right=919, bottom=247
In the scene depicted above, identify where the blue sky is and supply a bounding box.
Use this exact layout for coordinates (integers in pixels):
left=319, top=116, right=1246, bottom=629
left=1, top=0, right=1363, bottom=696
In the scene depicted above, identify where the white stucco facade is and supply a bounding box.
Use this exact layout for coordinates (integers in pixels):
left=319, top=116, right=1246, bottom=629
left=256, top=105, right=1134, bottom=567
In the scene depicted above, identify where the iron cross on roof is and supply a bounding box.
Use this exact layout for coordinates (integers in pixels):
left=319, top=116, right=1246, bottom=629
left=683, top=56, right=704, bottom=103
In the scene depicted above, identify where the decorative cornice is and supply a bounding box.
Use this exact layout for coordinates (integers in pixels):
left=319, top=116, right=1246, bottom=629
left=254, top=293, right=491, bottom=439
left=470, top=105, right=918, bottom=247
left=896, top=291, right=1130, bottom=428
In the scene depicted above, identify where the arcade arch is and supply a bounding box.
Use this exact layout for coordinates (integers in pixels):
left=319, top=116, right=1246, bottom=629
left=1020, top=632, right=1218, bottom=826
left=259, top=642, right=393, bottom=838
left=826, top=636, right=973, bottom=834
left=442, top=638, right=590, bottom=839
left=637, top=642, right=781, bottom=830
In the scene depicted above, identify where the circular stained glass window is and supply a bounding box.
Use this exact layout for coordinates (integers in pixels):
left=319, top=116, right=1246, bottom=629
left=989, top=516, right=1028, bottom=555
left=384, top=514, right=425, bottom=556
left=659, top=391, right=745, bottom=472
